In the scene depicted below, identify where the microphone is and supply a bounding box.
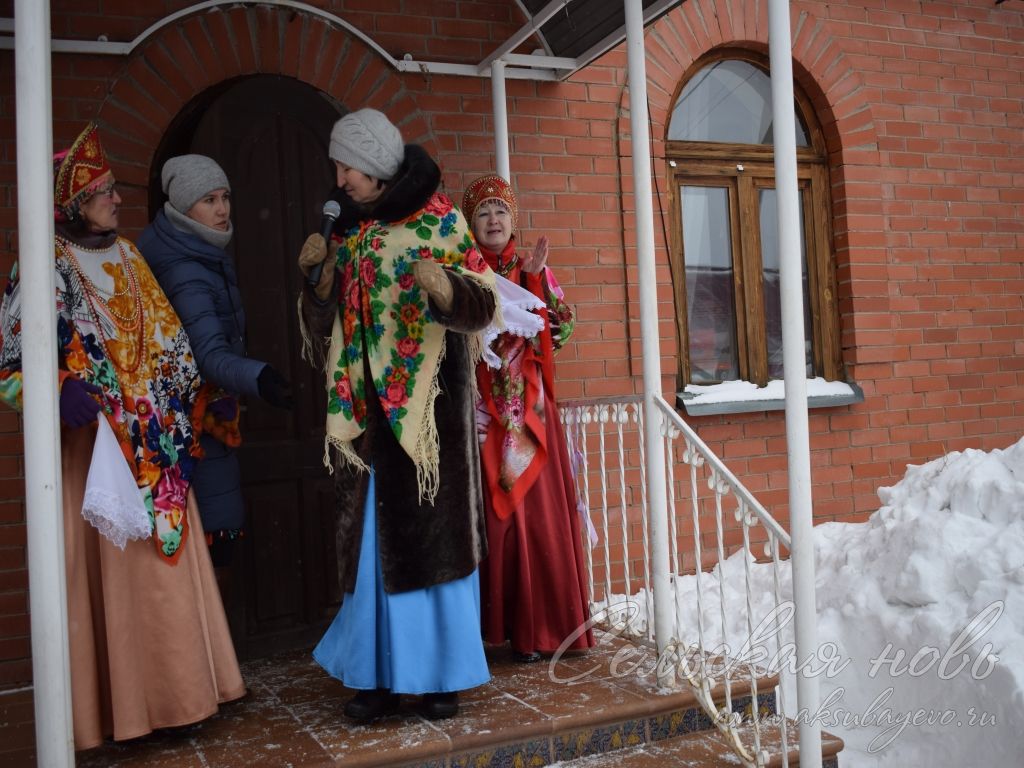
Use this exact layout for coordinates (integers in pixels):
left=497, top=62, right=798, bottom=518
left=307, top=199, right=342, bottom=288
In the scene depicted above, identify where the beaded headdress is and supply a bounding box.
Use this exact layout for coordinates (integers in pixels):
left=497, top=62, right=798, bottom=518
left=461, top=174, right=518, bottom=232
left=53, top=123, right=113, bottom=213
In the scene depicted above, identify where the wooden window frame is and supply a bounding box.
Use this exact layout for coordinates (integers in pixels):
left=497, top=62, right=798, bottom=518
left=666, top=51, right=842, bottom=388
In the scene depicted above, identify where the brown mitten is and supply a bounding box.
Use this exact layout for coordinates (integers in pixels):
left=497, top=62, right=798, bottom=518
left=412, top=259, right=453, bottom=314
left=298, top=233, right=334, bottom=300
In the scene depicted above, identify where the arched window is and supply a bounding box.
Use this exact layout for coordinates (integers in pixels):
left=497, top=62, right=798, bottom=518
left=667, top=52, right=842, bottom=388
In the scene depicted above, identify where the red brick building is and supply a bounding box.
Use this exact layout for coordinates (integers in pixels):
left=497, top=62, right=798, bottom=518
left=0, top=0, right=1020, bottom=686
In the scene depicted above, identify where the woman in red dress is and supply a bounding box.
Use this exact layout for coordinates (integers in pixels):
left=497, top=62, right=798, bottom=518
left=462, top=174, right=595, bottom=662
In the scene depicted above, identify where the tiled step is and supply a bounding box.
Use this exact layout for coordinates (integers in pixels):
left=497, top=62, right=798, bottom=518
left=3, top=632, right=838, bottom=768
left=552, top=719, right=845, bottom=768
left=417, top=668, right=775, bottom=768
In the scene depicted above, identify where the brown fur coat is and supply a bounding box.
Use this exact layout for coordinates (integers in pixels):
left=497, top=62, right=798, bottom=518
left=301, top=145, right=493, bottom=594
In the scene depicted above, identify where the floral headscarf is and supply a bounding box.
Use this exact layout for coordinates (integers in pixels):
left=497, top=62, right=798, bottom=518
left=322, top=192, right=496, bottom=502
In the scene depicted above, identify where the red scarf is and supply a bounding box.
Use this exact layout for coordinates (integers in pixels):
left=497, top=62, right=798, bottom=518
left=477, top=239, right=555, bottom=520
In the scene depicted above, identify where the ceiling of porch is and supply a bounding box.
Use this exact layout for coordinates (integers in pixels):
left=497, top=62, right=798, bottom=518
left=521, top=0, right=681, bottom=63
left=517, top=0, right=683, bottom=72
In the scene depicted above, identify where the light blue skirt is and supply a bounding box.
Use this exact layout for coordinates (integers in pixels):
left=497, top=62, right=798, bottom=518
left=313, top=472, right=491, bottom=694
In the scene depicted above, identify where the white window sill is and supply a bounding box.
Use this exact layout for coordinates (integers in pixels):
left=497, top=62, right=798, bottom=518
left=677, top=378, right=864, bottom=416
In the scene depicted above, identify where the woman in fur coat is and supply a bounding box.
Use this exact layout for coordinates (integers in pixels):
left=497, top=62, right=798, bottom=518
left=297, top=109, right=497, bottom=721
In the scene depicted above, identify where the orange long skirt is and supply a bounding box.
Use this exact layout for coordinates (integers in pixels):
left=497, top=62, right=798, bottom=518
left=62, top=424, right=246, bottom=751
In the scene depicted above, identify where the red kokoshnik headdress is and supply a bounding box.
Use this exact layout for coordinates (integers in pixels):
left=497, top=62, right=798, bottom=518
left=461, top=174, right=519, bottom=231
left=53, top=122, right=113, bottom=215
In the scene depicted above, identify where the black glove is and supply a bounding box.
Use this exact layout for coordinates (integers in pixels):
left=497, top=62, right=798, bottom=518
left=59, top=377, right=103, bottom=428
left=257, top=365, right=294, bottom=409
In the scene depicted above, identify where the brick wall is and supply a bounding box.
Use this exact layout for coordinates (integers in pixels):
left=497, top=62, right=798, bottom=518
left=0, top=0, right=1020, bottom=686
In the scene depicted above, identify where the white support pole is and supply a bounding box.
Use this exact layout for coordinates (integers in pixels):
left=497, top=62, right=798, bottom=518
left=15, top=0, right=75, bottom=765
left=623, top=0, right=673, bottom=688
left=768, top=1, right=821, bottom=765
left=491, top=60, right=511, bottom=182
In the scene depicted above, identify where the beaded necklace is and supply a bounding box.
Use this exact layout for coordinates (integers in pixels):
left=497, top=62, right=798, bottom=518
left=57, top=237, right=146, bottom=373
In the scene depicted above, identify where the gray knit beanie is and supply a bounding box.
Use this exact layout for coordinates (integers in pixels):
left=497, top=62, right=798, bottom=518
left=161, top=154, right=230, bottom=214
left=329, top=109, right=404, bottom=181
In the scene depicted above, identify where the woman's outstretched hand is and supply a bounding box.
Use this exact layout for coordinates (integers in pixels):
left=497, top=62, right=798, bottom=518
left=520, top=235, right=549, bottom=274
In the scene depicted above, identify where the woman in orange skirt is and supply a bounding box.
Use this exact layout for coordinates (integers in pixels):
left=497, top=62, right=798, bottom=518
left=0, top=123, right=245, bottom=750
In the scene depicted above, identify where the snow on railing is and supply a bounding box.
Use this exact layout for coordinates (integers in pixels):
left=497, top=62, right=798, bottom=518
left=559, top=395, right=794, bottom=768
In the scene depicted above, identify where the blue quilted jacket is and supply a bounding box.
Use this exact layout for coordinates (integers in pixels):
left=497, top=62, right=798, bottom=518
left=139, top=209, right=265, bottom=533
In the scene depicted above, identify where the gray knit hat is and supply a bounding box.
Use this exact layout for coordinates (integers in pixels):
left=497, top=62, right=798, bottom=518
left=162, top=154, right=230, bottom=213
left=329, top=109, right=404, bottom=181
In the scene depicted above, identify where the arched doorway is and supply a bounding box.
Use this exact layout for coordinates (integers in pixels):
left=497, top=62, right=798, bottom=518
left=150, top=75, right=344, bottom=658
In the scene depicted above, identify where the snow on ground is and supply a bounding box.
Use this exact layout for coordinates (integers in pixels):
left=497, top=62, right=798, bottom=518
left=601, top=437, right=1024, bottom=766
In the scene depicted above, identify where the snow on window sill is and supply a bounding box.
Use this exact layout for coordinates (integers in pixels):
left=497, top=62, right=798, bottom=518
left=676, top=377, right=864, bottom=416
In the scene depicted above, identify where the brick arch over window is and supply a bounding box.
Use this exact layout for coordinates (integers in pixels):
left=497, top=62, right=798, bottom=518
left=94, top=5, right=432, bottom=215
left=634, top=3, right=882, bottom=194
left=613, top=1, right=886, bottom=371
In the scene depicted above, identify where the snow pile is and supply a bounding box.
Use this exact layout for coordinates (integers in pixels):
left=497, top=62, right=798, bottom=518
left=805, top=437, right=1024, bottom=765
left=604, top=437, right=1024, bottom=766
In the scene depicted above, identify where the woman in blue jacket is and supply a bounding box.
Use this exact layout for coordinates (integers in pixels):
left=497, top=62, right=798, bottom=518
left=139, top=154, right=292, bottom=593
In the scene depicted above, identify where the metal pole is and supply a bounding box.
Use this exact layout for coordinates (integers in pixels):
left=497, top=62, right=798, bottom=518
left=15, top=0, right=75, bottom=765
left=491, top=60, right=511, bottom=181
left=15, top=0, right=76, bottom=764
left=768, top=0, right=821, bottom=765
left=623, top=0, right=673, bottom=688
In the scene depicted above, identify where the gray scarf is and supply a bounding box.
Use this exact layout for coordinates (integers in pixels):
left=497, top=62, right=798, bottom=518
left=164, top=201, right=233, bottom=250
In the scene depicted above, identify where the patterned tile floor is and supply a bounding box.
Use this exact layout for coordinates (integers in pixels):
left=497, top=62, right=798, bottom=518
left=0, top=630, right=715, bottom=768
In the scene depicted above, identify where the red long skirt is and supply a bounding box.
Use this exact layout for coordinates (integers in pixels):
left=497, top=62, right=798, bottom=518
left=480, top=397, right=595, bottom=655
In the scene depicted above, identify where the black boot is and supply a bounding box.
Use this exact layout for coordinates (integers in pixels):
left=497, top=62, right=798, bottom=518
left=344, top=688, right=400, bottom=720
left=512, top=650, right=542, bottom=663
left=420, top=692, right=459, bottom=719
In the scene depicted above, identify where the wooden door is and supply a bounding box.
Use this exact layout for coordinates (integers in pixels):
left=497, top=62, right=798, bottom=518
left=185, top=76, right=342, bottom=658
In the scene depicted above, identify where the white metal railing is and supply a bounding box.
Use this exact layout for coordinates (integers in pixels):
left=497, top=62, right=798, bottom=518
left=560, top=394, right=796, bottom=768
left=561, top=396, right=654, bottom=641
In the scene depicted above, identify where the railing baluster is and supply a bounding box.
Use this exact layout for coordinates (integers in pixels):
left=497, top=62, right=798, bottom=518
left=562, top=406, right=594, bottom=606
left=771, top=534, right=790, bottom=768
left=633, top=402, right=653, bottom=641
left=578, top=406, right=595, bottom=605
left=663, top=422, right=681, bottom=633
left=614, top=403, right=632, bottom=623
left=686, top=436, right=708, bottom=689
left=596, top=405, right=617, bottom=626
left=712, top=471, right=734, bottom=724
left=741, top=507, right=765, bottom=765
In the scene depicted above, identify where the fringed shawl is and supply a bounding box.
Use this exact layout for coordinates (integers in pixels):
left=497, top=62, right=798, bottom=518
left=321, top=192, right=496, bottom=502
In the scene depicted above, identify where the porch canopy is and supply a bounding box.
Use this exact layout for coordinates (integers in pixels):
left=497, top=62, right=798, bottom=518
left=9, top=1, right=818, bottom=766
left=2, top=0, right=679, bottom=78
